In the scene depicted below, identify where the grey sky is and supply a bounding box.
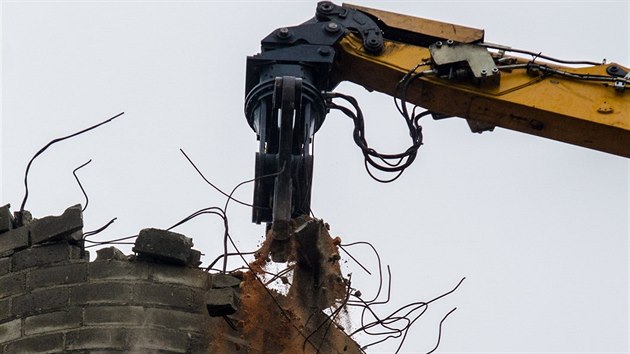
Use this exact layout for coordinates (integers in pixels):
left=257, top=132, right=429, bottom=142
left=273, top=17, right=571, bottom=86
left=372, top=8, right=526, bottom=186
left=2, top=1, right=628, bottom=352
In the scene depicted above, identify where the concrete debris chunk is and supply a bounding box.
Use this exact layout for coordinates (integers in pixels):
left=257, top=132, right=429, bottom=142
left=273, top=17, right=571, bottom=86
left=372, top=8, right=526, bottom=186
left=14, top=210, right=33, bottom=226
left=95, top=246, right=128, bottom=261
left=294, top=218, right=323, bottom=271
left=205, top=287, right=238, bottom=316
left=0, top=204, right=13, bottom=233
left=187, top=249, right=202, bottom=267
left=211, top=274, right=242, bottom=289
left=133, top=228, right=200, bottom=267
left=30, top=205, right=83, bottom=245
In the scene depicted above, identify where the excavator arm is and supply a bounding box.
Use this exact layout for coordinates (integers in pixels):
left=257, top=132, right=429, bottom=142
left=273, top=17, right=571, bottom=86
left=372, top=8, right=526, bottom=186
left=335, top=4, right=629, bottom=157
left=245, top=1, right=629, bottom=238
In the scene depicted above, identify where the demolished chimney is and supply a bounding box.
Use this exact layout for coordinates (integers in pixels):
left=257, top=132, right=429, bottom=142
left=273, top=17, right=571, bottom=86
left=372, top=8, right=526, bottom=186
left=0, top=204, right=361, bottom=353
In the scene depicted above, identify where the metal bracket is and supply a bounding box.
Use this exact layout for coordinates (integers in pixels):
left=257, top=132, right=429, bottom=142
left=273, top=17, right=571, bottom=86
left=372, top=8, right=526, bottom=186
left=429, top=40, right=500, bottom=87
left=260, top=22, right=345, bottom=52
left=606, top=64, right=628, bottom=78
left=256, top=2, right=384, bottom=56
left=315, top=1, right=384, bottom=54
left=614, top=73, right=629, bottom=91
left=466, top=119, right=496, bottom=133
left=606, top=64, right=629, bottom=91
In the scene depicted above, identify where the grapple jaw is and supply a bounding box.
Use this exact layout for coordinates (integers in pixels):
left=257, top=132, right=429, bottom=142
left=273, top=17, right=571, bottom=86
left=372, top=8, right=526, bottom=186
left=247, top=76, right=321, bottom=240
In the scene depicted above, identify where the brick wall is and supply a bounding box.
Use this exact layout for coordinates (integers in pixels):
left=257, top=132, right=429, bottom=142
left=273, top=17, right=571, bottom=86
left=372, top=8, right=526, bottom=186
left=0, top=204, right=360, bottom=354
left=0, top=258, right=219, bottom=352
left=0, top=204, right=239, bottom=353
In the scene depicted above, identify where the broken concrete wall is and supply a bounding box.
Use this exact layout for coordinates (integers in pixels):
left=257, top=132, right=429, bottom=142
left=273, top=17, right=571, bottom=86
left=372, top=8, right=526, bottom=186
left=0, top=204, right=360, bottom=353
left=0, top=204, right=223, bottom=352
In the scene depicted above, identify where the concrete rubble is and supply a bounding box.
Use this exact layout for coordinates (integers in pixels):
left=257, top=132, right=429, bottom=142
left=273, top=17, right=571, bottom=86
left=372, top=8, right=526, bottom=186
left=0, top=204, right=361, bottom=353
left=133, top=228, right=202, bottom=267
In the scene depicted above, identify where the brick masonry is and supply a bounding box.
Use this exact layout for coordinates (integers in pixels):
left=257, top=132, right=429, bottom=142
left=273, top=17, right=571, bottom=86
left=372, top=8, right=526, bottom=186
left=0, top=205, right=238, bottom=353
left=0, top=204, right=361, bottom=353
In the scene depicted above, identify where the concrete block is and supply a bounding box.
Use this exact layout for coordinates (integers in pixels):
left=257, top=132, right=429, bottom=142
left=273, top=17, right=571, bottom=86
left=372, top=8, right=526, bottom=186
left=12, top=241, right=83, bottom=271
left=27, top=262, right=87, bottom=289
left=211, top=274, right=242, bottom=288
left=0, top=226, right=29, bottom=255
left=84, top=305, right=145, bottom=326
left=89, top=260, right=148, bottom=281
left=0, top=318, right=21, bottom=342
left=144, top=307, right=207, bottom=332
left=187, top=249, right=202, bottom=267
left=126, top=327, right=188, bottom=353
left=0, top=204, right=13, bottom=234
left=0, top=272, right=25, bottom=299
left=205, top=287, right=238, bottom=316
left=95, top=246, right=128, bottom=261
left=0, top=257, right=10, bottom=276
left=133, top=283, right=193, bottom=310
left=70, top=282, right=133, bottom=305
left=23, top=308, right=82, bottom=335
left=14, top=210, right=32, bottom=226
left=12, top=288, right=69, bottom=317
left=0, top=298, right=11, bottom=323
left=4, top=333, right=64, bottom=353
left=65, top=327, right=127, bottom=351
left=190, top=286, right=207, bottom=310
left=149, top=263, right=210, bottom=288
left=133, top=228, right=194, bottom=266
left=30, top=204, right=83, bottom=245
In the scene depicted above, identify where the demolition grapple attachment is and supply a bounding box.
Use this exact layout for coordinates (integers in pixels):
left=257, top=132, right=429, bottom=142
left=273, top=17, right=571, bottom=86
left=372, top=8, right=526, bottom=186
left=244, top=2, right=384, bottom=239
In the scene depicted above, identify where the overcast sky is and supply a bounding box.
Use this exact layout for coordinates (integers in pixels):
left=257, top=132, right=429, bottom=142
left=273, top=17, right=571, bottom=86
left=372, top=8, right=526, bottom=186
left=2, top=1, right=628, bottom=353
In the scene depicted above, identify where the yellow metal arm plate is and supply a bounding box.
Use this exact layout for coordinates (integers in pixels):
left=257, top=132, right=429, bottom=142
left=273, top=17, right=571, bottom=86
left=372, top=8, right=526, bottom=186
left=343, top=3, right=484, bottom=44
left=334, top=35, right=630, bottom=157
